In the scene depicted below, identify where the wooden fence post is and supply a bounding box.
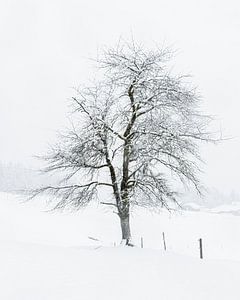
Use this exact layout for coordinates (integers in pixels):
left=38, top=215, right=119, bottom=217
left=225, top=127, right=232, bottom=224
left=199, top=238, right=203, bottom=259
left=162, top=232, right=167, bottom=251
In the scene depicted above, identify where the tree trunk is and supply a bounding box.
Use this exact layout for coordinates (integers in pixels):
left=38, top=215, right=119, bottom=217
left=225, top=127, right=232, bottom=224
left=120, top=215, right=133, bottom=246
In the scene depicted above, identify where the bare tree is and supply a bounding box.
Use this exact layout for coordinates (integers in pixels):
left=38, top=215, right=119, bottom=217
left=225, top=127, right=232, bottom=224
left=34, top=41, right=216, bottom=245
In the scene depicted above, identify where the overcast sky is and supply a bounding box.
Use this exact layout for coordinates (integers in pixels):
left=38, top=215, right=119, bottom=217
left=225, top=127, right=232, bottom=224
left=0, top=0, right=240, bottom=193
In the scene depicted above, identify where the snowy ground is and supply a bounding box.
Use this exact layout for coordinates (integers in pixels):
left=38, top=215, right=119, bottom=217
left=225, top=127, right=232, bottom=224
left=1, top=192, right=240, bottom=299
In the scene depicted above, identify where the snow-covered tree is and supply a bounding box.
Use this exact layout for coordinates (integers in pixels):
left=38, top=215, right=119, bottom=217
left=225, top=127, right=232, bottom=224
left=33, top=41, right=216, bottom=245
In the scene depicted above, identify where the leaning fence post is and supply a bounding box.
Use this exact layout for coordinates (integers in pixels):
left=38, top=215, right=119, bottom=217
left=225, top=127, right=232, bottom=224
left=199, top=238, right=203, bottom=259
left=162, top=232, right=167, bottom=251
left=141, top=237, right=144, bottom=248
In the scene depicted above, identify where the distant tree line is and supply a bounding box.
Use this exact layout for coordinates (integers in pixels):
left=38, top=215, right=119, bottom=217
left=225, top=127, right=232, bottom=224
left=0, top=162, right=59, bottom=192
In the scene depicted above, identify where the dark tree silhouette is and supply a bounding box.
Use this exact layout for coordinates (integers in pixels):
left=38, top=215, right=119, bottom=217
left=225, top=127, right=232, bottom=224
left=33, top=41, right=216, bottom=245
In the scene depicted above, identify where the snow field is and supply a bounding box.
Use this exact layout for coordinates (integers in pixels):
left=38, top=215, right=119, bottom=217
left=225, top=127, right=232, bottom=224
left=1, top=192, right=240, bottom=299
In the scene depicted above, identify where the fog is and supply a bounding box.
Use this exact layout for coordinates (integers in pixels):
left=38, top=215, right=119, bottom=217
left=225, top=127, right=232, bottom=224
left=0, top=0, right=240, bottom=194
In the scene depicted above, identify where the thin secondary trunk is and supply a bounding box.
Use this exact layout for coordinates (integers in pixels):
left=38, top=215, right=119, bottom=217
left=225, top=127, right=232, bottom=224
left=120, top=215, right=132, bottom=246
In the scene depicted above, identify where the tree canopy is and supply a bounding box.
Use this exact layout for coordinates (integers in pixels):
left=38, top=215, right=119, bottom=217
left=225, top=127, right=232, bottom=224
left=33, top=40, right=216, bottom=244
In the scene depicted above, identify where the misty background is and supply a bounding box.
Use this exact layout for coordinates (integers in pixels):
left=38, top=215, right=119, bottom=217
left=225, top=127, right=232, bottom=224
left=0, top=0, right=239, bottom=206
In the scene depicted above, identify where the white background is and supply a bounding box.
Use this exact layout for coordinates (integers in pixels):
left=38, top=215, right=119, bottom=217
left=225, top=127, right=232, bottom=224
left=0, top=0, right=239, bottom=193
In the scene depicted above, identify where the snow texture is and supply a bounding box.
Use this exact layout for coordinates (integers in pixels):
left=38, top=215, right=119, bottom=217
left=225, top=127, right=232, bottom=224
left=0, top=192, right=240, bottom=299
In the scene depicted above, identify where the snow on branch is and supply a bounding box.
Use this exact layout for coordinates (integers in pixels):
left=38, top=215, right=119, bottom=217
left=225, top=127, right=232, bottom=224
left=31, top=39, right=219, bottom=219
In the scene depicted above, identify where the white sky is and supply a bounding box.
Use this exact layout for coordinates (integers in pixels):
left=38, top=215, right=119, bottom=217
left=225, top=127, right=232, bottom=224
left=0, top=0, right=240, bottom=193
